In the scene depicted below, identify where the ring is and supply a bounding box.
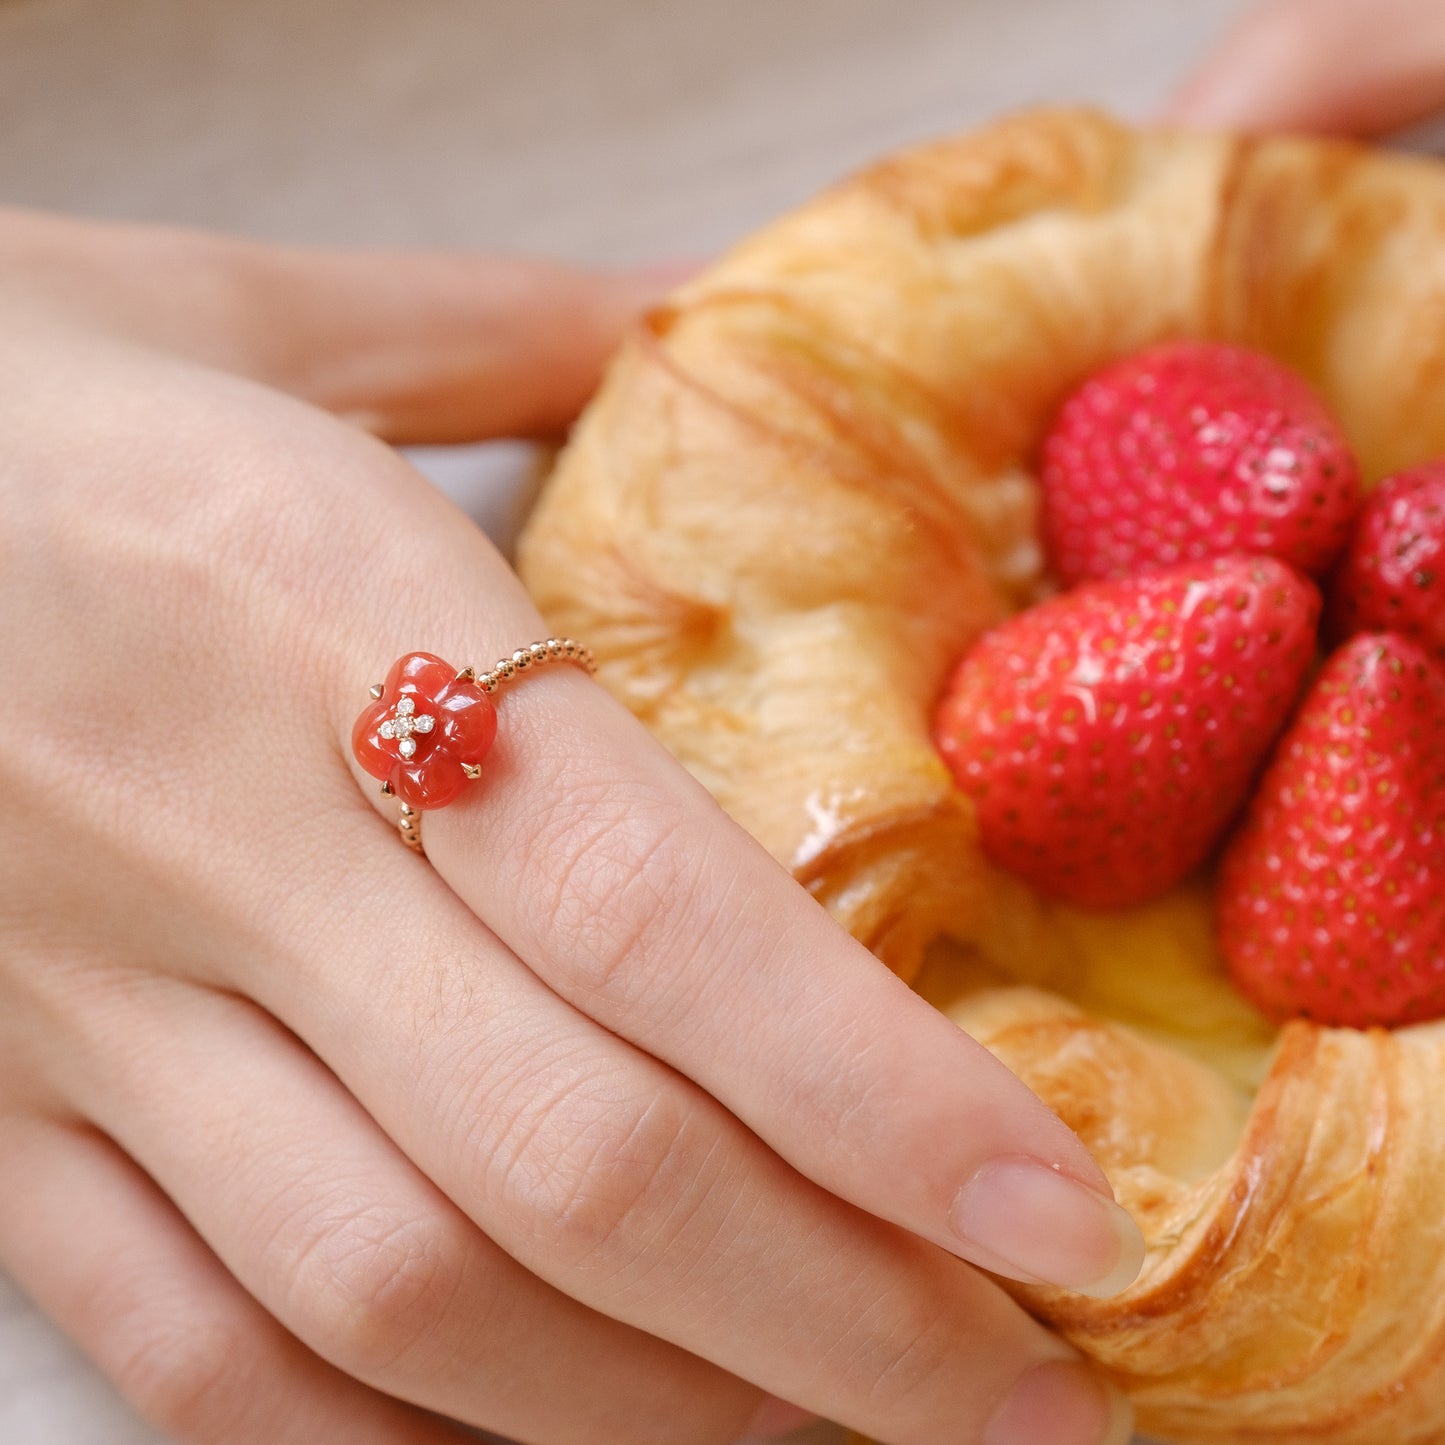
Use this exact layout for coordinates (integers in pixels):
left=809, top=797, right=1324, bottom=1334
left=351, top=639, right=596, bottom=855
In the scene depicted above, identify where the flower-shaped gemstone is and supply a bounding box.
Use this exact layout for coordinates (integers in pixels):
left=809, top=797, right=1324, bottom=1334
left=351, top=652, right=497, bottom=809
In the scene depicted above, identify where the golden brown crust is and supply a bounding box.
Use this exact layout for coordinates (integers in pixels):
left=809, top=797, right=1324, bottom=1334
left=945, top=989, right=1445, bottom=1443
left=518, top=108, right=1445, bottom=1441
left=1206, top=135, right=1445, bottom=477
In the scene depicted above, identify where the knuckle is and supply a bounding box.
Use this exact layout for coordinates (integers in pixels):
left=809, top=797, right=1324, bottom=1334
left=281, top=1207, right=465, bottom=1376
left=113, top=1310, right=249, bottom=1440
left=496, top=1070, right=707, bottom=1274
left=848, top=1293, right=964, bottom=1420
left=800, top=1027, right=898, bottom=1140
left=528, top=776, right=716, bottom=1014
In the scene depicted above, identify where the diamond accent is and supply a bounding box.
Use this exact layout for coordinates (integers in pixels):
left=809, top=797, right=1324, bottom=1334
left=376, top=694, right=436, bottom=757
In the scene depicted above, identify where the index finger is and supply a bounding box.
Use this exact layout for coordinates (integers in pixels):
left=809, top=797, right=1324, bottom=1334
left=349, top=553, right=1143, bottom=1299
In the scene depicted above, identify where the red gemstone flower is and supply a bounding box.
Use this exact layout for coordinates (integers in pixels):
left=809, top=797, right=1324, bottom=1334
left=351, top=652, right=497, bottom=810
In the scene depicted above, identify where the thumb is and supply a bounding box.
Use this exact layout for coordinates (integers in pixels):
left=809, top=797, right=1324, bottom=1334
left=0, top=207, right=684, bottom=443
left=1164, top=0, right=1445, bottom=138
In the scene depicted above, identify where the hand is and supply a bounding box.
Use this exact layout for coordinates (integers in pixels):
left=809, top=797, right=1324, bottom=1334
left=1167, top=0, right=1445, bottom=138
left=0, top=210, right=1141, bottom=1445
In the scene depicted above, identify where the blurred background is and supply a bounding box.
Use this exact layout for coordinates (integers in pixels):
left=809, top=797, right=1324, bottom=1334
left=0, top=0, right=1245, bottom=258
left=0, top=0, right=1247, bottom=1440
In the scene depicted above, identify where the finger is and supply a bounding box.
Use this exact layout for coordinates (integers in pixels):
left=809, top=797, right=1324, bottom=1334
left=241, top=820, right=1130, bottom=1445
left=1165, top=0, right=1445, bottom=136
left=322, top=438, right=1143, bottom=1293
left=0, top=206, right=677, bottom=442
left=346, top=634, right=1142, bottom=1299
left=40, top=968, right=758, bottom=1445
left=0, top=1112, right=472, bottom=1445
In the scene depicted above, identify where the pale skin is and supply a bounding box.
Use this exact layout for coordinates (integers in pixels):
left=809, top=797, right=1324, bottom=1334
left=0, top=216, right=1140, bottom=1445
left=3, top=7, right=1435, bottom=1439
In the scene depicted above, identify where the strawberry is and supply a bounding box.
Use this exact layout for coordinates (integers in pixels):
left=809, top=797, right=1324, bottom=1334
left=1328, top=461, right=1445, bottom=664
left=1217, top=633, right=1445, bottom=1029
left=1040, top=341, right=1361, bottom=587
left=934, top=556, right=1320, bottom=909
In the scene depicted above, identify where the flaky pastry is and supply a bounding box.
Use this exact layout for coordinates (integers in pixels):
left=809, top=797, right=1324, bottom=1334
left=517, top=109, right=1445, bottom=1444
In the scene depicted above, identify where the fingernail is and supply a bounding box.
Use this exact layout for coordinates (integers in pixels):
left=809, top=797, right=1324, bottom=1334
left=594, top=262, right=703, bottom=323
left=950, top=1157, right=1145, bottom=1297
left=985, top=1360, right=1134, bottom=1445
left=736, top=1394, right=818, bottom=1441
left=630, top=259, right=706, bottom=287
left=1163, top=71, right=1258, bottom=129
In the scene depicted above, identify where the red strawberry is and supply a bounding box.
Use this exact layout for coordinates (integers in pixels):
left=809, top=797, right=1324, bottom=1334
left=934, top=556, right=1320, bottom=909
left=1040, top=341, right=1361, bottom=586
left=1328, top=461, right=1445, bottom=664
left=1218, top=633, right=1445, bottom=1029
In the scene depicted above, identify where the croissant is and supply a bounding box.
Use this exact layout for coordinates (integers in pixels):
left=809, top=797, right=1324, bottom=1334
left=517, top=109, right=1445, bottom=1445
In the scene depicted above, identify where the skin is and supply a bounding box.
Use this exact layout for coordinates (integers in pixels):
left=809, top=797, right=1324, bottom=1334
left=0, top=211, right=1139, bottom=1445
left=1168, top=0, right=1445, bottom=138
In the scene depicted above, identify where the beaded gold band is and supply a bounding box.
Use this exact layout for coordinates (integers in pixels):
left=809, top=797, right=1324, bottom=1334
left=395, top=800, right=424, bottom=852
left=437, top=636, right=596, bottom=696
left=351, top=638, right=597, bottom=857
